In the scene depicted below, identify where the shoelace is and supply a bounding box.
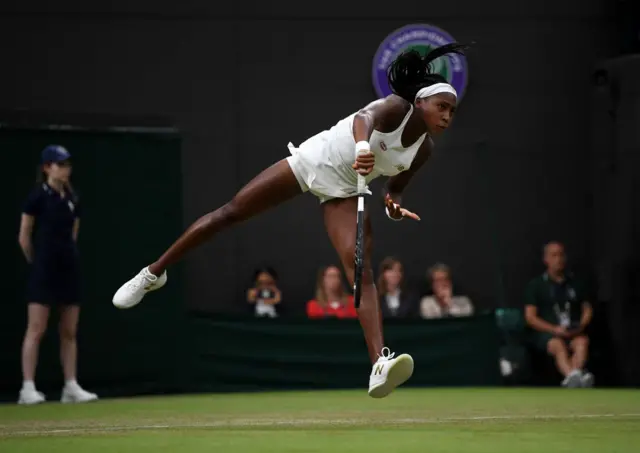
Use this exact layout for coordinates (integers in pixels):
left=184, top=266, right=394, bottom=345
left=125, top=270, right=155, bottom=290
left=377, top=347, right=395, bottom=362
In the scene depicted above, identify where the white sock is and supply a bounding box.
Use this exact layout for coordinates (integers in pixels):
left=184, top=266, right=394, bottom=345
left=22, top=380, right=36, bottom=392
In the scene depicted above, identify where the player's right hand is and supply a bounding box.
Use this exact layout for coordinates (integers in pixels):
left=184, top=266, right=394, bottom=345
left=353, top=152, right=375, bottom=175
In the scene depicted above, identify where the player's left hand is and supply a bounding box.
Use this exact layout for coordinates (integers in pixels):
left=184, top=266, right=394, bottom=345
left=385, top=194, right=421, bottom=221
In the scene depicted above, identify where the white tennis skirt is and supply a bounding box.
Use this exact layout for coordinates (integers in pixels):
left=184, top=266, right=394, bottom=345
left=285, top=141, right=373, bottom=204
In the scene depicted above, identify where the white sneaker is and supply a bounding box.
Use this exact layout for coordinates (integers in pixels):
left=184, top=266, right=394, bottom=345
left=18, top=388, right=46, bottom=405
left=368, top=347, right=414, bottom=398
left=562, top=369, right=583, bottom=388
left=113, top=266, right=167, bottom=309
left=581, top=371, right=595, bottom=388
left=61, top=384, right=99, bottom=403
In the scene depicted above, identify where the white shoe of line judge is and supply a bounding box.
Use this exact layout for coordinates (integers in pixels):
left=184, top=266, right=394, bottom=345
left=18, top=380, right=98, bottom=405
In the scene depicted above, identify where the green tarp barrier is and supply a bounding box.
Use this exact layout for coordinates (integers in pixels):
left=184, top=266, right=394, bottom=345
left=187, top=313, right=502, bottom=393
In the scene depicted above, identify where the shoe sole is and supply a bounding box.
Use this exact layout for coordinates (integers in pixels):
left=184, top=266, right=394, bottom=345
left=17, top=398, right=45, bottom=405
left=368, top=354, right=414, bottom=399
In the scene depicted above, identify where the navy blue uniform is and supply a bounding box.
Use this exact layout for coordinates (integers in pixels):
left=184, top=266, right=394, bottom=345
left=23, top=183, right=82, bottom=305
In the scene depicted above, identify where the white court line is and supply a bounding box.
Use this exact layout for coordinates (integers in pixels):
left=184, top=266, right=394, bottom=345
left=2, top=413, right=640, bottom=437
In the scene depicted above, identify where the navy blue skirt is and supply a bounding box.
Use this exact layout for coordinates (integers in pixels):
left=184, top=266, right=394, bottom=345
left=27, top=252, right=81, bottom=306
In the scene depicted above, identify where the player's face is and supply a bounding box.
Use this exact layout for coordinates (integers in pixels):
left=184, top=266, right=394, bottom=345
left=416, top=93, right=457, bottom=136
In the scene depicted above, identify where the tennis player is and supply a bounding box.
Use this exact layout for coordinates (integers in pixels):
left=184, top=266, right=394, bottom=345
left=113, top=43, right=468, bottom=398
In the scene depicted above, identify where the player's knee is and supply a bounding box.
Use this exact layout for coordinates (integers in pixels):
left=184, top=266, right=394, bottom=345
left=341, top=261, right=373, bottom=287
left=337, top=240, right=373, bottom=281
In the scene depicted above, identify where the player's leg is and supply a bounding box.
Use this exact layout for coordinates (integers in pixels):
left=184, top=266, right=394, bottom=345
left=113, top=159, right=302, bottom=308
left=323, top=197, right=414, bottom=398
left=323, top=197, right=381, bottom=362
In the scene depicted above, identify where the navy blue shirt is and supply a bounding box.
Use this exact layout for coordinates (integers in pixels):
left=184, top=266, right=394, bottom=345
left=23, top=183, right=81, bottom=261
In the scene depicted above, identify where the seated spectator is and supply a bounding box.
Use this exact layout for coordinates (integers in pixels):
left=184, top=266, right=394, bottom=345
left=377, top=257, right=418, bottom=318
left=246, top=266, right=281, bottom=318
left=306, top=265, right=357, bottom=319
left=420, top=263, right=474, bottom=319
left=525, top=241, right=594, bottom=388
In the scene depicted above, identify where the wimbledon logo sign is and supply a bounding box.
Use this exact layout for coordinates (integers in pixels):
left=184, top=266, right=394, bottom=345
left=372, top=24, right=469, bottom=102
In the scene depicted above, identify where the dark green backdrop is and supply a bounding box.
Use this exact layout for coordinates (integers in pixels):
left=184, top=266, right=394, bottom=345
left=1, top=127, right=186, bottom=401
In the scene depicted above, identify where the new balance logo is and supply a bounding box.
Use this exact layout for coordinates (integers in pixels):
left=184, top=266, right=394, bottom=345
left=374, top=364, right=384, bottom=375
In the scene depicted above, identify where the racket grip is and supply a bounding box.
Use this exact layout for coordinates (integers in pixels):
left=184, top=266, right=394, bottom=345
left=354, top=141, right=370, bottom=195
left=357, top=174, right=366, bottom=195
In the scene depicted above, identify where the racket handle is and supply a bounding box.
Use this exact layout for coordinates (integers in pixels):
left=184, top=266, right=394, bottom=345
left=357, top=174, right=366, bottom=196
left=355, top=141, right=370, bottom=195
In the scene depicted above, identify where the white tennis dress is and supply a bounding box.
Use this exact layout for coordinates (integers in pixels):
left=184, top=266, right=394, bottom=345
left=286, top=105, right=427, bottom=203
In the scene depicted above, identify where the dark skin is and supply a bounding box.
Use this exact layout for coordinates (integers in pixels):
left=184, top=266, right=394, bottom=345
left=148, top=91, right=457, bottom=364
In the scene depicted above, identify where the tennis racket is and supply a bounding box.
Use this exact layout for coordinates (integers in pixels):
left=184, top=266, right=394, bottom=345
left=353, top=167, right=367, bottom=309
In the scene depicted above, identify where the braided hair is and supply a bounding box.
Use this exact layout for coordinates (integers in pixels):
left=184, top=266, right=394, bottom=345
left=387, top=43, right=469, bottom=103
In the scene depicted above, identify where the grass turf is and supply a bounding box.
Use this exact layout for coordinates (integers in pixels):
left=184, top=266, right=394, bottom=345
left=0, top=388, right=638, bottom=452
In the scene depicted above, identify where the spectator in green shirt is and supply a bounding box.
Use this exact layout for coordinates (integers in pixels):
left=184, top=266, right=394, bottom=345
left=524, top=241, right=594, bottom=388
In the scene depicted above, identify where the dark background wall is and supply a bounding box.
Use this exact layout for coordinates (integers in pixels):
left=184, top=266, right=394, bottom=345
left=0, top=0, right=624, bottom=314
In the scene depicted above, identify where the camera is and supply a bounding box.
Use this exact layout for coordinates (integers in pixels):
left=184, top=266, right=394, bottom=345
left=258, top=288, right=275, bottom=299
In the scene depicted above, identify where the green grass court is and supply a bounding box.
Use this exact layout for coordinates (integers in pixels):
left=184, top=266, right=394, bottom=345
left=1, top=388, right=638, bottom=452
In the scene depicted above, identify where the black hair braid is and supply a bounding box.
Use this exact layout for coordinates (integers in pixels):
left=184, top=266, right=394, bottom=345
left=387, top=42, right=470, bottom=102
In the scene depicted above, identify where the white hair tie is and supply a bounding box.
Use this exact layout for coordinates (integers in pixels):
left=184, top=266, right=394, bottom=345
left=415, top=83, right=457, bottom=101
